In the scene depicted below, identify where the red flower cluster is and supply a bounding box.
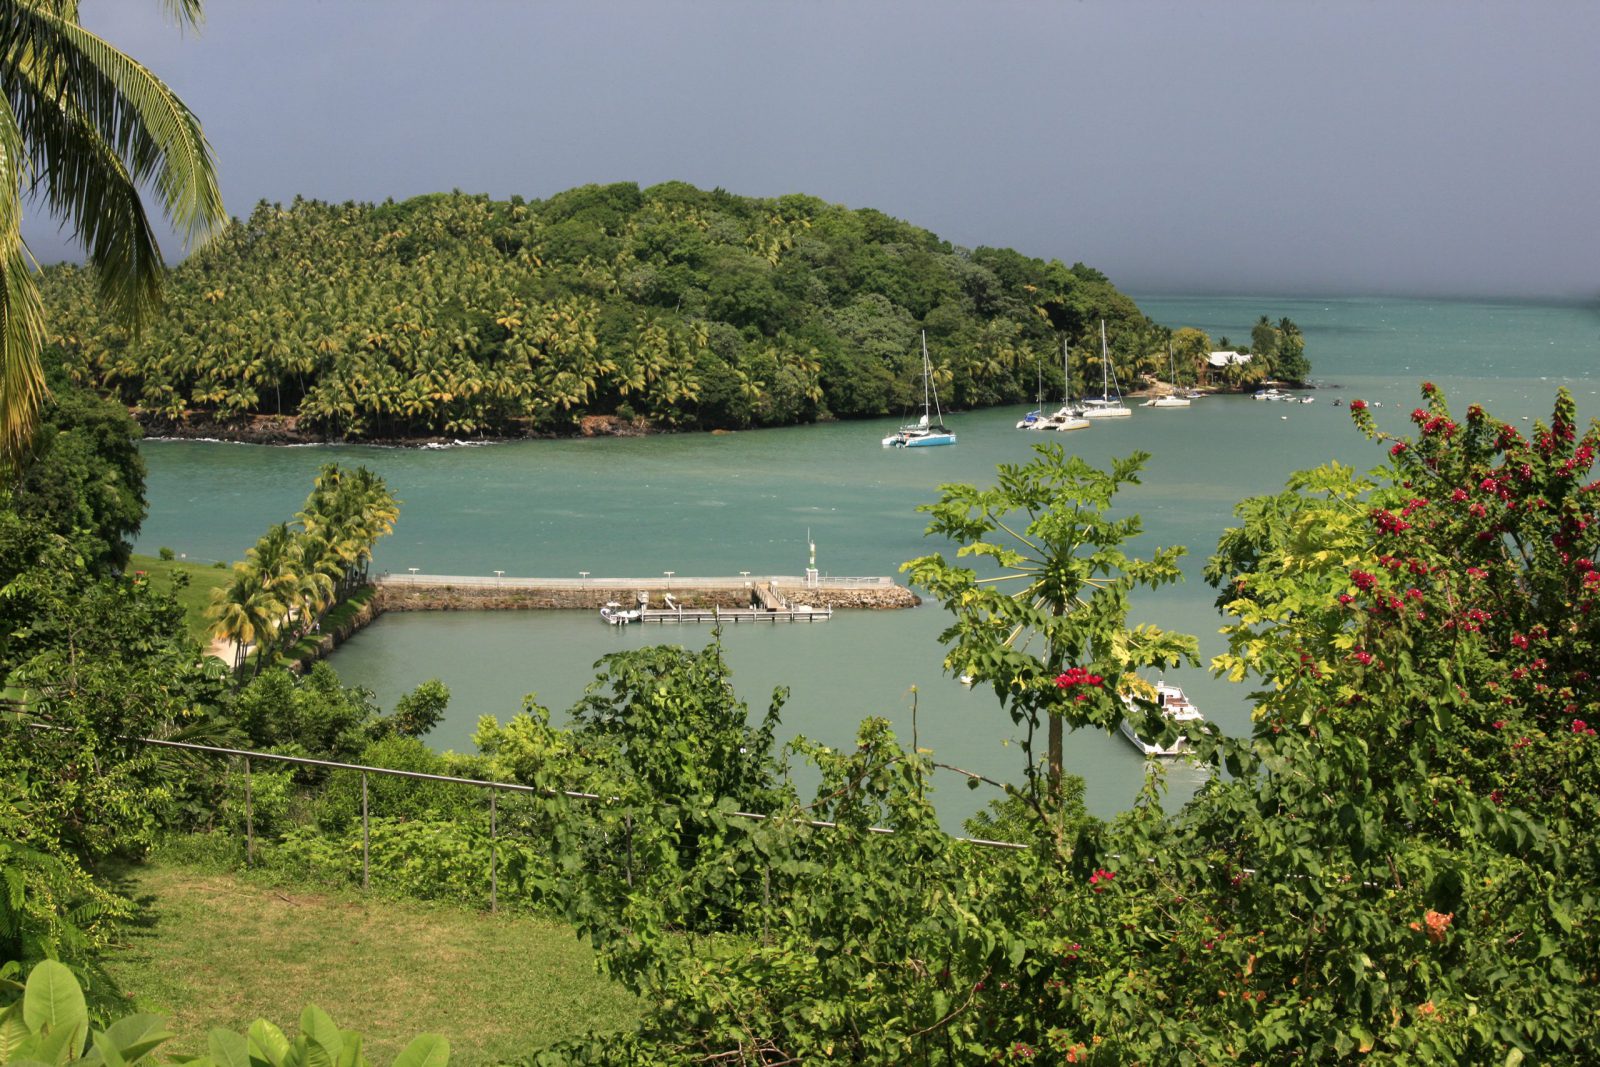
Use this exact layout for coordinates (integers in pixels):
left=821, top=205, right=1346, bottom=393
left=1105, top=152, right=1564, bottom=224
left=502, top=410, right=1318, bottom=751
left=1349, top=399, right=1368, bottom=413
left=1373, top=508, right=1411, bottom=534
left=1351, top=570, right=1377, bottom=590
left=1573, top=720, right=1597, bottom=737
left=1055, top=667, right=1103, bottom=689
left=1088, top=868, right=1115, bottom=893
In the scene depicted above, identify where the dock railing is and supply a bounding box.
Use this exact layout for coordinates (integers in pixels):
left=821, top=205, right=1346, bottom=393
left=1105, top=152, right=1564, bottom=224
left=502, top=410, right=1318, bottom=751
left=31, top=727, right=1024, bottom=914
left=377, top=572, right=895, bottom=590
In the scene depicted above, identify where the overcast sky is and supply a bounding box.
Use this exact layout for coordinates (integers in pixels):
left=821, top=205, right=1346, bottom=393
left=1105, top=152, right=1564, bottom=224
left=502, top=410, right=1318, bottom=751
left=25, top=1, right=1600, bottom=299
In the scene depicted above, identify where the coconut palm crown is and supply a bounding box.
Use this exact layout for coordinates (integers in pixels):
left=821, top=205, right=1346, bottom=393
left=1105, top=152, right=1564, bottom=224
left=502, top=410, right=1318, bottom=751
left=0, top=0, right=224, bottom=472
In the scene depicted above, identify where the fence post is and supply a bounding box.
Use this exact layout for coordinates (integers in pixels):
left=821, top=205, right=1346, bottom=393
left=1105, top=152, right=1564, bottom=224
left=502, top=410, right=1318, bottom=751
left=624, top=813, right=634, bottom=889
left=243, top=756, right=254, bottom=866
left=489, top=791, right=498, bottom=914
left=361, top=771, right=370, bottom=892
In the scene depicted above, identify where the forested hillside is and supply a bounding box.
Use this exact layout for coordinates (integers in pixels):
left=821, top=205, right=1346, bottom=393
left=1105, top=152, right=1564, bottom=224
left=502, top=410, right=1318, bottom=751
left=38, top=183, right=1162, bottom=439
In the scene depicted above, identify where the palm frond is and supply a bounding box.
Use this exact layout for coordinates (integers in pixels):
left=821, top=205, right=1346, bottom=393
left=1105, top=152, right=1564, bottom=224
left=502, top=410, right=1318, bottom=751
left=0, top=98, right=46, bottom=472
left=3, top=1, right=225, bottom=323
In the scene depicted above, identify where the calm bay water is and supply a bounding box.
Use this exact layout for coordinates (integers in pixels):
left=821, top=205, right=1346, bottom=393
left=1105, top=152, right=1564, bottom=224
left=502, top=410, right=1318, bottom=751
left=137, top=296, right=1600, bottom=826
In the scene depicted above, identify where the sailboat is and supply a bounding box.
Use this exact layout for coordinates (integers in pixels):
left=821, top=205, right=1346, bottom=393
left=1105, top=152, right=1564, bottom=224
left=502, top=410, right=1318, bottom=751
left=1145, top=344, right=1192, bottom=408
left=1026, top=337, right=1088, bottom=431
left=1081, top=321, right=1132, bottom=419
left=883, top=332, right=957, bottom=447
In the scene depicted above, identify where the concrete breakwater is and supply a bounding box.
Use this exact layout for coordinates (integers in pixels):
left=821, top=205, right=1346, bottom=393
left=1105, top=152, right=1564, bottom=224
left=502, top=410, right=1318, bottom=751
left=375, top=573, right=920, bottom=612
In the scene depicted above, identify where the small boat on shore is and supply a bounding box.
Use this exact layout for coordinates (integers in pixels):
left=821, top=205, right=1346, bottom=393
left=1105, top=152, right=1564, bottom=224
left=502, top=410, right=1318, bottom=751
left=1118, top=678, right=1204, bottom=757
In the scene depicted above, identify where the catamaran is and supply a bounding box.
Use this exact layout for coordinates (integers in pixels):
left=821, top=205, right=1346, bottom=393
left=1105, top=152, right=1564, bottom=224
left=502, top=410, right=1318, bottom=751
left=1021, top=338, right=1088, bottom=432
left=1145, top=344, right=1192, bottom=408
left=884, top=332, right=956, bottom=447
left=1082, top=321, right=1132, bottom=419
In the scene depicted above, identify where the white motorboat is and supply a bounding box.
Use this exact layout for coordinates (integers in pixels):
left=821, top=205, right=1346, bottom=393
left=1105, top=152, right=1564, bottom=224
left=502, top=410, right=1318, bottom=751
left=1082, top=321, right=1132, bottom=418
left=1118, top=678, right=1204, bottom=757
left=599, top=601, right=641, bottom=625
left=885, top=332, right=956, bottom=447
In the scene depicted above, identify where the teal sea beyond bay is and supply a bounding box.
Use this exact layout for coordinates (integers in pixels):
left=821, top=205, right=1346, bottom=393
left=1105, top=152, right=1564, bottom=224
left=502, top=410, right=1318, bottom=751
left=136, top=296, right=1600, bottom=826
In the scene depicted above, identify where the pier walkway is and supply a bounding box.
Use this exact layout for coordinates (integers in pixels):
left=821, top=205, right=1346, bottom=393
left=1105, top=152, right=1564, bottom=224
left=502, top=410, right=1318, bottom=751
left=374, top=573, right=919, bottom=613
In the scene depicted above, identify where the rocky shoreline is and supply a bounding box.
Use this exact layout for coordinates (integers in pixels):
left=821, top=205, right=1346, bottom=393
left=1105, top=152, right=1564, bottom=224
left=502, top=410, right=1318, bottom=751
left=136, top=410, right=662, bottom=447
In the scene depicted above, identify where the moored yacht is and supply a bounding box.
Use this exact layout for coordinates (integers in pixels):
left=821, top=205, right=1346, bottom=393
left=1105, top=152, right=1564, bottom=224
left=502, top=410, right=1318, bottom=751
left=1118, top=678, right=1204, bottom=757
left=1083, top=321, right=1132, bottom=419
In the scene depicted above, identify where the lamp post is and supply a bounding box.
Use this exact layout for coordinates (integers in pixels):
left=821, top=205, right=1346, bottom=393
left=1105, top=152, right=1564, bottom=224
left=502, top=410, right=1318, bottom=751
left=494, top=570, right=504, bottom=587
left=579, top=571, right=590, bottom=580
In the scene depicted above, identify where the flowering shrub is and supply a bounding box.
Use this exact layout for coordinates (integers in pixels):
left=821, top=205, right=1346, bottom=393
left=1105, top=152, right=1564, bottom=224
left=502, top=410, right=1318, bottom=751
left=1203, top=385, right=1600, bottom=1059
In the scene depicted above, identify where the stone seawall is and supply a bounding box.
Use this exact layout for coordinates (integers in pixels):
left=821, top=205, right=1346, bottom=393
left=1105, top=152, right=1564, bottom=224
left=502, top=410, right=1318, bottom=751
left=376, top=581, right=919, bottom=613
left=286, top=591, right=384, bottom=672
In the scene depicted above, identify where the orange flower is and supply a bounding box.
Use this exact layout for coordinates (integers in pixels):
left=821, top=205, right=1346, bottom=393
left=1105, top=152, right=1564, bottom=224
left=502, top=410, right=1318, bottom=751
left=1423, top=910, right=1454, bottom=943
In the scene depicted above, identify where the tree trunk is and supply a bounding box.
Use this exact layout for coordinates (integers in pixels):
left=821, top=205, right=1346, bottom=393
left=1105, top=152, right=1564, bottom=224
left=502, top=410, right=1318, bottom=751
left=1048, top=715, right=1063, bottom=799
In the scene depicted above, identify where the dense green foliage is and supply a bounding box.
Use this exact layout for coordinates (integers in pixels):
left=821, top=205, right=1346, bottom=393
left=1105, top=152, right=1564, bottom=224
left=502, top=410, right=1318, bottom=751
left=519, top=395, right=1595, bottom=1063
left=8, top=371, right=145, bottom=573
left=7, top=380, right=1596, bottom=1063
left=38, top=183, right=1180, bottom=437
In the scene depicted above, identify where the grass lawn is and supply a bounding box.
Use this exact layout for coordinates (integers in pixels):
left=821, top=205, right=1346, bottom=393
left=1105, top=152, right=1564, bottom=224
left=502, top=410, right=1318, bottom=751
left=130, top=552, right=234, bottom=646
left=102, top=861, right=640, bottom=1063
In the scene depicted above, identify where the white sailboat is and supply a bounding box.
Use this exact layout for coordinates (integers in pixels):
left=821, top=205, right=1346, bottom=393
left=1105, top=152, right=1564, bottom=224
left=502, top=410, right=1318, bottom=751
left=1022, top=338, right=1088, bottom=432
left=1145, top=344, right=1192, bottom=408
left=884, top=332, right=957, bottom=447
left=1081, top=321, right=1132, bottom=419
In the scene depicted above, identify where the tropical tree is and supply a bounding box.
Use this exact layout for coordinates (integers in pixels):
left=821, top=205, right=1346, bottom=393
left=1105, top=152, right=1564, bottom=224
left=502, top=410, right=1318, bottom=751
left=0, top=0, right=225, bottom=472
left=903, top=443, right=1198, bottom=843
left=207, top=562, right=281, bottom=673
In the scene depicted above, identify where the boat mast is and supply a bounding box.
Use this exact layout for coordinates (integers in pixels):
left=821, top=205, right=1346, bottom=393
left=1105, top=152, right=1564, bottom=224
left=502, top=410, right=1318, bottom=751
left=1100, top=320, right=1109, bottom=402
left=922, top=330, right=931, bottom=420
left=1063, top=336, right=1072, bottom=407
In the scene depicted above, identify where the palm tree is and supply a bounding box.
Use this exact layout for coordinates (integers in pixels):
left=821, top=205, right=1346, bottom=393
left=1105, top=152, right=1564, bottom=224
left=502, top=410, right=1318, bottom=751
left=207, top=562, right=282, bottom=674
left=0, top=1, right=225, bottom=471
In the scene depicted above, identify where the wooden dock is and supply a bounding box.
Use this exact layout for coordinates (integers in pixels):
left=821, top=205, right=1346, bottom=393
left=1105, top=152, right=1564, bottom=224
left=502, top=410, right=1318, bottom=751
left=626, top=603, right=832, bottom=625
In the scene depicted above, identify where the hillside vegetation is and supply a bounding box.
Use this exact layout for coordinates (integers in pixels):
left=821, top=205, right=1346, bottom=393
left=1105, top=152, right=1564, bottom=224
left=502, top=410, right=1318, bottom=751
left=39, top=182, right=1161, bottom=439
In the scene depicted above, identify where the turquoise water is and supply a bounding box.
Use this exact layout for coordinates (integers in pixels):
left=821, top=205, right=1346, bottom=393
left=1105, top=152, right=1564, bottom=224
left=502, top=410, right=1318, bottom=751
left=137, top=296, right=1600, bottom=826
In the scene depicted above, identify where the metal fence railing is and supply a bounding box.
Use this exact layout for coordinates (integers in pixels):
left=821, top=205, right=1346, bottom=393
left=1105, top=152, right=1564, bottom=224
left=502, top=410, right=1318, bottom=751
left=32, top=730, right=1025, bottom=913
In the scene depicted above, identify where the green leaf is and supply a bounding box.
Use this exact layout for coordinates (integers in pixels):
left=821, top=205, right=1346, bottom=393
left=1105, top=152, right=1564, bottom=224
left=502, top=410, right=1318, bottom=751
left=298, top=1005, right=342, bottom=1067
left=248, top=1020, right=291, bottom=1067
left=208, top=1027, right=251, bottom=1067
left=22, top=961, right=88, bottom=1060
left=334, top=1032, right=363, bottom=1067
left=91, top=1028, right=130, bottom=1067
left=0, top=1004, right=30, bottom=1064
left=389, top=1034, right=449, bottom=1067
left=1504, top=1049, right=1524, bottom=1067
left=98, top=1014, right=175, bottom=1064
